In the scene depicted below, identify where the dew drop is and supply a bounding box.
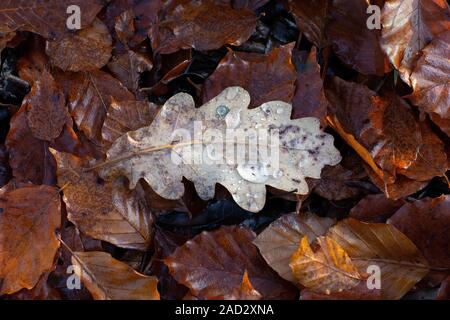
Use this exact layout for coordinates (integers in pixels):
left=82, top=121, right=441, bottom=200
left=237, top=162, right=269, bottom=183
left=272, top=169, right=283, bottom=179
left=216, top=105, right=229, bottom=118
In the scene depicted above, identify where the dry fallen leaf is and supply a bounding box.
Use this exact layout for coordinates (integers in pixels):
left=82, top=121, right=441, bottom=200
left=202, top=44, right=297, bottom=109
left=0, top=0, right=104, bottom=40
left=291, top=47, right=328, bottom=123
left=101, top=99, right=160, bottom=147
left=62, top=70, right=135, bottom=143
left=209, top=271, right=263, bottom=300
left=71, top=251, right=159, bottom=300
left=254, top=212, right=335, bottom=283
left=381, top=0, right=450, bottom=85
left=289, top=236, right=362, bottom=294
left=150, top=0, right=257, bottom=54
left=327, top=218, right=430, bottom=299
left=164, top=225, right=297, bottom=300
left=107, top=50, right=153, bottom=96
left=23, top=69, right=68, bottom=141
left=349, top=194, right=404, bottom=222
left=46, top=19, right=112, bottom=72
left=99, top=87, right=341, bottom=212
left=408, top=31, right=450, bottom=128
left=53, top=151, right=153, bottom=251
left=0, top=185, right=61, bottom=294
left=388, top=195, right=450, bottom=269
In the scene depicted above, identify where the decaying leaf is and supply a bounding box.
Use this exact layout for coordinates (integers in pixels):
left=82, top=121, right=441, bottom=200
left=291, top=48, right=328, bottom=124
left=164, top=225, right=297, bottom=299
left=210, top=271, right=262, bottom=300
left=71, top=251, right=159, bottom=300
left=53, top=151, right=153, bottom=251
left=0, top=0, right=104, bottom=40
left=46, top=19, right=112, bottom=72
left=327, top=0, right=389, bottom=75
left=326, top=77, right=447, bottom=197
left=349, top=194, right=404, bottom=222
left=202, top=44, right=297, bottom=109
left=99, top=87, right=341, bottom=212
left=289, top=236, right=362, bottom=294
left=62, top=70, right=134, bottom=143
left=24, top=70, right=68, bottom=141
left=107, top=50, right=153, bottom=95
left=327, top=218, right=430, bottom=299
left=101, top=99, right=160, bottom=147
left=381, top=0, right=450, bottom=85
left=288, top=0, right=328, bottom=48
left=388, top=195, right=450, bottom=269
left=150, top=0, right=257, bottom=54
left=408, top=31, right=450, bottom=125
left=6, top=106, right=57, bottom=185
left=0, top=185, right=61, bottom=294
left=254, top=212, right=335, bottom=283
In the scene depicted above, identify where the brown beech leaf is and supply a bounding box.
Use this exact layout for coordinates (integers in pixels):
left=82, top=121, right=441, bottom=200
left=99, top=87, right=341, bottom=212
left=150, top=0, right=257, bottom=54
left=326, top=77, right=447, bottom=194
left=0, top=0, right=104, bottom=40
left=101, top=99, right=160, bottom=147
left=327, top=218, right=429, bottom=299
left=254, top=212, right=335, bottom=283
left=326, top=0, right=389, bottom=75
left=0, top=185, right=61, bottom=294
left=46, top=19, right=112, bottom=72
left=349, top=194, right=404, bottom=222
left=312, top=163, right=365, bottom=200
left=291, top=47, right=328, bottom=123
left=53, top=151, right=153, bottom=251
left=287, top=0, right=328, bottom=48
left=289, top=236, right=362, bottom=294
left=209, top=271, right=262, bottom=300
left=63, top=70, right=134, bottom=143
left=107, top=50, right=153, bottom=95
left=71, top=251, right=159, bottom=300
left=202, top=44, right=297, bottom=108
left=24, top=70, right=68, bottom=141
left=6, top=273, right=61, bottom=300
left=6, top=106, right=57, bottom=185
left=114, top=9, right=135, bottom=46
left=408, top=31, right=450, bottom=123
left=388, top=195, right=450, bottom=269
left=164, top=225, right=297, bottom=299
left=364, top=164, right=428, bottom=200
left=381, top=0, right=450, bottom=85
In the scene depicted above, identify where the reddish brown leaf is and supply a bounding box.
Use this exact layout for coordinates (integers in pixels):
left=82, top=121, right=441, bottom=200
left=150, top=0, right=257, bottom=54
left=24, top=70, right=68, bottom=141
left=46, top=19, right=112, bottom=72
left=381, top=0, right=450, bottom=85
left=287, top=0, right=328, bottom=48
left=63, top=70, right=134, bottom=144
left=388, top=195, right=450, bottom=269
left=291, top=47, right=328, bottom=123
left=165, top=225, right=297, bottom=300
left=0, top=0, right=104, bottom=40
left=408, top=31, right=450, bottom=124
left=349, top=194, right=404, bottom=222
left=326, top=0, right=389, bottom=75
left=107, top=50, right=153, bottom=96
left=5, top=107, right=57, bottom=185
left=202, top=44, right=297, bottom=108
left=101, top=99, right=159, bottom=147
left=0, top=185, right=61, bottom=294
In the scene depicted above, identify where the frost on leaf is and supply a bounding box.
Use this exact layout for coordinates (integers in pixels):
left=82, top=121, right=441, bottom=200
left=99, top=87, right=341, bottom=212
